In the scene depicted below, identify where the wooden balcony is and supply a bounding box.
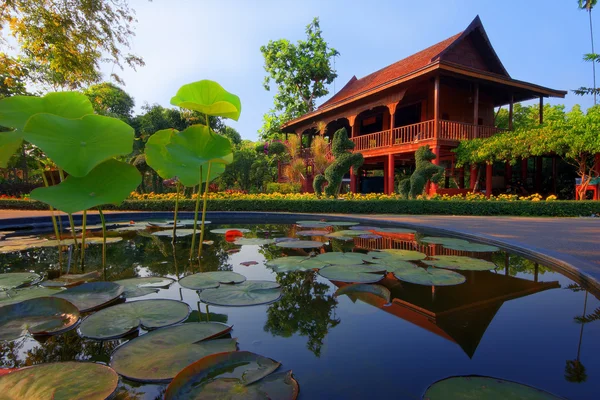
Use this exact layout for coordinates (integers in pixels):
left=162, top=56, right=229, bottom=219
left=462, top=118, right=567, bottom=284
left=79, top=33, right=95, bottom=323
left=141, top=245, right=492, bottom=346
left=351, top=119, right=507, bottom=153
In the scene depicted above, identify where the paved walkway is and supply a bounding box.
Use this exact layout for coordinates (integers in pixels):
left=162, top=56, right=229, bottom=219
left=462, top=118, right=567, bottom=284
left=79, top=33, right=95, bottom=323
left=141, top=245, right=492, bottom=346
left=1, top=210, right=599, bottom=292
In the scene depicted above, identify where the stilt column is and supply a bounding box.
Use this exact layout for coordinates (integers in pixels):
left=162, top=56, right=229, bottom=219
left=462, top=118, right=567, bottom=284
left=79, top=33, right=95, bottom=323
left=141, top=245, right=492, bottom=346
left=387, top=154, right=395, bottom=194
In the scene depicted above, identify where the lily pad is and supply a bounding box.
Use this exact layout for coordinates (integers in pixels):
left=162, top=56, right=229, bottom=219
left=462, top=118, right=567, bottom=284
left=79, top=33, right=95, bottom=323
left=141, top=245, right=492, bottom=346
left=276, top=240, right=324, bottom=249
left=79, top=299, right=190, bottom=340
left=233, top=237, right=275, bottom=246
left=110, top=322, right=236, bottom=382
left=179, top=271, right=247, bottom=290
left=326, top=230, right=371, bottom=238
left=335, top=284, right=391, bottom=303
left=0, top=297, right=80, bottom=340
left=41, top=271, right=101, bottom=288
left=23, top=113, right=134, bottom=177
left=85, top=237, right=123, bottom=245
left=114, top=276, right=176, bottom=298
left=328, top=221, right=359, bottom=226
left=368, top=249, right=427, bottom=263
left=388, top=263, right=466, bottom=286
left=170, top=80, right=242, bottom=121
left=296, top=230, right=330, bottom=237
left=273, top=237, right=299, bottom=243
left=423, top=256, right=497, bottom=271
left=318, top=264, right=387, bottom=284
left=166, top=351, right=299, bottom=400
left=358, top=234, right=383, bottom=240
left=265, top=256, right=328, bottom=272
left=314, top=252, right=375, bottom=265
left=30, top=159, right=141, bottom=214
left=0, top=238, right=69, bottom=253
left=211, top=228, right=251, bottom=234
left=0, top=361, right=119, bottom=400
left=53, top=281, right=124, bottom=312
left=152, top=229, right=200, bottom=237
left=0, top=286, right=63, bottom=306
left=420, top=237, right=470, bottom=246
left=0, top=272, right=41, bottom=290
left=423, top=375, right=565, bottom=400
left=199, top=281, right=282, bottom=307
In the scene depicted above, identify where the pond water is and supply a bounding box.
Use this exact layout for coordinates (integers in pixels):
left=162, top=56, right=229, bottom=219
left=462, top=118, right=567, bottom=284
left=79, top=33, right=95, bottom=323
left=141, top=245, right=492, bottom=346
left=0, top=218, right=599, bottom=399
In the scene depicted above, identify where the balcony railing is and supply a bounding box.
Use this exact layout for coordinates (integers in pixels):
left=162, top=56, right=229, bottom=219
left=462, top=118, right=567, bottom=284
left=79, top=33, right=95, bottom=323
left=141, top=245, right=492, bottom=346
left=351, top=119, right=506, bottom=152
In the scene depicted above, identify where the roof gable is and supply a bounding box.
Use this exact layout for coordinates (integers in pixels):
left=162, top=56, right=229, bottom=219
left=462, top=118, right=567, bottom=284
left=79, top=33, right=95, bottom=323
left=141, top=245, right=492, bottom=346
left=318, top=16, right=509, bottom=110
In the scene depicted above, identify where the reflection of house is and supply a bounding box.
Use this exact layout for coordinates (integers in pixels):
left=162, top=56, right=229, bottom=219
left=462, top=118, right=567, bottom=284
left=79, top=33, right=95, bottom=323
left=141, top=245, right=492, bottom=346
left=335, top=272, right=559, bottom=358
left=281, top=16, right=566, bottom=195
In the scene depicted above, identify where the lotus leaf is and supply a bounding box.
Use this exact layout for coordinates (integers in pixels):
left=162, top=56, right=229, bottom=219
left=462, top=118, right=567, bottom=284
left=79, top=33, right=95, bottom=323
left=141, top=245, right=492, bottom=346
left=296, top=230, right=330, bottom=237
left=349, top=225, right=381, bottom=231
left=359, top=234, right=382, bottom=240
left=234, top=237, right=275, bottom=246
left=199, top=280, right=282, bottom=307
left=149, top=219, right=208, bottom=227
left=0, top=238, right=68, bottom=253
left=0, top=272, right=41, bottom=290
left=273, top=237, right=299, bottom=243
left=326, top=230, right=371, bottom=238
left=23, top=113, right=134, bottom=177
left=420, top=237, right=470, bottom=246
left=152, top=229, right=200, bottom=237
left=276, top=240, right=324, bottom=249
left=0, top=131, right=24, bottom=168
left=41, top=271, right=101, bottom=288
left=110, top=322, right=236, bottom=382
left=114, top=276, right=175, bottom=298
left=388, top=263, right=466, bottom=286
left=423, top=256, right=497, bottom=271
left=170, top=80, right=242, bottom=121
left=52, top=281, right=124, bottom=312
left=335, top=284, right=391, bottom=303
left=0, top=297, right=80, bottom=340
left=372, top=227, right=417, bottom=234
left=423, top=375, right=564, bottom=400
left=179, top=271, right=247, bottom=290
left=0, top=92, right=94, bottom=131
left=326, top=235, right=354, bottom=241
left=211, top=228, right=251, bottom=234
left=163, top=125, right=232, bottom=183
left=265, top=256, right=328, bottom=272
left=0, top=361, right=118, bottom=400
left=314, top=252, right=375, bottom=265
left=0, top=286, right=63, bottom=306
left=296, top=222, right=332, bottom=229
left=368, top=249, right=427, bottom=263
left=327, top=221, right=359, bottom=226
left=166, top=351, right=299, bottom=400
left=79, top=299, right=190, bottom=340
left=85, top=237, right=123, bottom=245
left=30, top=159, right=142, bottom=214
left=318, top=264, right=387, bottom=283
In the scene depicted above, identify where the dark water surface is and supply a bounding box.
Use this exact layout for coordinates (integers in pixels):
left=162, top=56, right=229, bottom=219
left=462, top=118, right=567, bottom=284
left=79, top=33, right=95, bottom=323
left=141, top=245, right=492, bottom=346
left=0, top=219, right=599, bottom=399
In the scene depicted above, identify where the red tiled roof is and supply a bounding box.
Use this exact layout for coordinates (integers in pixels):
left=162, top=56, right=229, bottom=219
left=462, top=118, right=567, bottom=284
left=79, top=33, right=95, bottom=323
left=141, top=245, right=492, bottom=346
left=319, top=31, right=463, bottom=109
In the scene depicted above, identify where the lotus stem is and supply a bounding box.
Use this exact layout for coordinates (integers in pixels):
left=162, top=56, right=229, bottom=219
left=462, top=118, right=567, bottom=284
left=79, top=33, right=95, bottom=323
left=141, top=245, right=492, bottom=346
left=40, top=165, right=63, bottom=272
left=189, top=165, right=203, bottom=260
left=80, top=210, right=87, bottom=271
left=98, top=208, right=107, bottom=280
left=198, top=161, right=212, bottom=259
left=172, top=181, right=181, bottom=245
left=59, top=169, right=79, bottom=250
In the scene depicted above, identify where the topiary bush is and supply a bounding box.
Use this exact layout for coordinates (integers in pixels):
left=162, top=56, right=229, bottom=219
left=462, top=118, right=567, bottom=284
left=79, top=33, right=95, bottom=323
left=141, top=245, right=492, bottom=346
left=266, top=182, right=301, bottom=194
left=314, top=128, right=363, bottom=197
left=399, top=145, right=444, bottom=199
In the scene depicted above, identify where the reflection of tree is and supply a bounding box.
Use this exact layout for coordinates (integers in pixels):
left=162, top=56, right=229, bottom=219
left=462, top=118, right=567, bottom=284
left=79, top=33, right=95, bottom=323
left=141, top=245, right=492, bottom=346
left=491, top=253, right=552, bottom=277
left=264, top=271, right=339, bottom=357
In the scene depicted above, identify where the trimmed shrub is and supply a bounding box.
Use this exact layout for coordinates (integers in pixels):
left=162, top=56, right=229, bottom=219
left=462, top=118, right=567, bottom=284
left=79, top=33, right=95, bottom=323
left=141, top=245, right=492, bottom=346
left=265, top=182, right=301, bottom=194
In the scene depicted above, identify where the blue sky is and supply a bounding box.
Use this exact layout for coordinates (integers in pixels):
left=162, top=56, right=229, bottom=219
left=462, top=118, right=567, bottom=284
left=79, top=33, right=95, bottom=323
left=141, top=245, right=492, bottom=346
left=108, top=0, right=594, bottom=141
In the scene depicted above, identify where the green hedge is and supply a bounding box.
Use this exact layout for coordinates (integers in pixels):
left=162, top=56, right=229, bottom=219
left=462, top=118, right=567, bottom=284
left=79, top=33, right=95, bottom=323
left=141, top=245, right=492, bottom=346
left=1, top=199, right=600, bottom=217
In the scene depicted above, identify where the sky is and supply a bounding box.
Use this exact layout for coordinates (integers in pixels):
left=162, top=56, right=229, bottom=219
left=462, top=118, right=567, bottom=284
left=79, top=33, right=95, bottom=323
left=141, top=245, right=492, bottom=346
left=103, top=0, right=596, bottom=141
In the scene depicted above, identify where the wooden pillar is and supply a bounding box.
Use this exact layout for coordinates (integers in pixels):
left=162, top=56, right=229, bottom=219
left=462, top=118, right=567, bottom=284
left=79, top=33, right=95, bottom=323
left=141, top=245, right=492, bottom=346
left=458, top=167, right=465, bottom=189
left=485, top=163, right=493, bottom=198
left=535, top=156, right=543, bottom=193
left=348, top=115, right=357, bottom=138
left=434, top=76, right=440, bottom=139
left=387, top=154, right=395, bottom=195
left=539, top=96, right=544, bottom=124
left=388, top=103, right=397, bottom=147
left=473, top=83, right=479, bottom=138
left=470, top=164, right=478, bottom=190
left=430, top=146, right=440, bottom=194
left=508, top=94, right=514, bottom=130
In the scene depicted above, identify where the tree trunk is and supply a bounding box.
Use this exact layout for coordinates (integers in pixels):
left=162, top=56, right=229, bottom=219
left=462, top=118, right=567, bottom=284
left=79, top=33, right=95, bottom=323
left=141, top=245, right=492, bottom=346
left=473, top=164, right=483, bottom=192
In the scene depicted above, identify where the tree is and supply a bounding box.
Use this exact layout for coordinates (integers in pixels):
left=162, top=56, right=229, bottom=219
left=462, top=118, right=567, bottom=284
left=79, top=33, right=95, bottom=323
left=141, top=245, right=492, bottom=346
left=574, top=0, right=598, bottom=102
left=0, top=0, right=144, bottom=90
left=259, top=17, right=339, bottom=140
left=84, top=82, right=135, bottom=122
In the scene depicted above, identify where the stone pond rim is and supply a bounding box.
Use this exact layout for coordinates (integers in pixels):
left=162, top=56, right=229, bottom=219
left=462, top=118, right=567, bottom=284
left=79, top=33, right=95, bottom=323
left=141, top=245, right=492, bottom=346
left=0, top=211, right=598, bottom=298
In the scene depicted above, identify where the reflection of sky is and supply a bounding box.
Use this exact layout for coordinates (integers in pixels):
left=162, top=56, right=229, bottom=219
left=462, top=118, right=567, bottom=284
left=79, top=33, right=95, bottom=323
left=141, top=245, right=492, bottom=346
left=0, top=223, right=599, bottom=399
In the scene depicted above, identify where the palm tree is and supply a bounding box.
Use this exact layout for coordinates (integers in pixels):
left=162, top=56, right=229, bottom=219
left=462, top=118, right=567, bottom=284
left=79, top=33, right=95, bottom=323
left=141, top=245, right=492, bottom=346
left=578, top=0, right=598, bottom=104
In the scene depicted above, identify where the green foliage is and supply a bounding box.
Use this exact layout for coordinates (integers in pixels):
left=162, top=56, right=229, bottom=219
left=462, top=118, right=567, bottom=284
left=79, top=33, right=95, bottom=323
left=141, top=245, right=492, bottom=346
left=83, top=82, right=135, bottom=121
left=398, top=145, right=444, bottom=199
left=266, top=182, right=301, bottom=194
left=259, top=17, right=339, bottom=140
left=1, top=0, right=144, bottom=90
left=314, top=128, right=363, bottom=196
